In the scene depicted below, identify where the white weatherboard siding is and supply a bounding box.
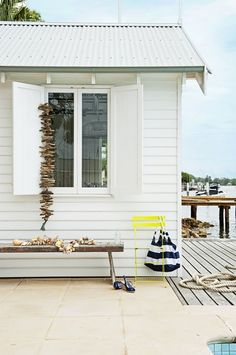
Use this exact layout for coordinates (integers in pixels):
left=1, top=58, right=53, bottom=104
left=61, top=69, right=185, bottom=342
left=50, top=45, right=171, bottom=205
left=0, top=74, right=180, bottom=277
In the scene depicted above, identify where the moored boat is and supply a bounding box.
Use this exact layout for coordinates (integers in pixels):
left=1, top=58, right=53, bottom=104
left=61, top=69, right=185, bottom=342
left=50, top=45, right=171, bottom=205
left=195, top=183, right=225, bottom=196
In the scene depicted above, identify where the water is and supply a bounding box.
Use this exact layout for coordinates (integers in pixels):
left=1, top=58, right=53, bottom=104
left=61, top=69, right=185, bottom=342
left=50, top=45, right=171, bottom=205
left=182, top=186, right=236, bottom=239
left=208, top=342, right=236, bottom=355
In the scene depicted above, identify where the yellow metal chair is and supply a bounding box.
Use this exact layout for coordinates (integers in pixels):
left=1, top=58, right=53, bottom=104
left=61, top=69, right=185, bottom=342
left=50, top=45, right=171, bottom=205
left=132, top=215, right=166, bottom=283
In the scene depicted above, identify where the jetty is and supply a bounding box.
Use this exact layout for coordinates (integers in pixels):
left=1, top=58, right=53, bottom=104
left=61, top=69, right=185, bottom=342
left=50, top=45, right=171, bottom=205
left=182, top=196, right=236, bottom=235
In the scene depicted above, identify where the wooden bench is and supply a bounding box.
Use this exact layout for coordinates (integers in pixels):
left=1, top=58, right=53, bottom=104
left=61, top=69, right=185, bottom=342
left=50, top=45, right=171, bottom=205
left=0, top=242, right=124, bottom=284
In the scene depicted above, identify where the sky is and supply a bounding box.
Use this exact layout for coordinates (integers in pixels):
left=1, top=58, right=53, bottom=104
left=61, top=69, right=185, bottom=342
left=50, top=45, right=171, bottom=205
left=27, top=0, right=236, bottom=178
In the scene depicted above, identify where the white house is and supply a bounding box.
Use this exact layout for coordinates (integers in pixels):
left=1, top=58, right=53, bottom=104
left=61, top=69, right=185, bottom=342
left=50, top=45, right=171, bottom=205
left=0, top=22, right=209, bottom=277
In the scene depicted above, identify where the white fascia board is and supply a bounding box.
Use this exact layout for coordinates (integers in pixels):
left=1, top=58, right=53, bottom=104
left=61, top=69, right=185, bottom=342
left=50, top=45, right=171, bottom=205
left=0, top=66, right=207, bottom=73
left=195, top=66, right=208, bottom=95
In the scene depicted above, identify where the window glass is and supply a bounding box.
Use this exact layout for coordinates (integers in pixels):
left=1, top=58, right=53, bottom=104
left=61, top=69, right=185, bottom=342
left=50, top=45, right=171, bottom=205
left=49, top=92, right=74, bottom=187
left=82, top=93, right=108, bottom=188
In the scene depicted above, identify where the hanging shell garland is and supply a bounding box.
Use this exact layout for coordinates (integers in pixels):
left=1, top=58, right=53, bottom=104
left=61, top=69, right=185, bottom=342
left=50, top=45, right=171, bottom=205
left=38, top=103, right=55, bottom=231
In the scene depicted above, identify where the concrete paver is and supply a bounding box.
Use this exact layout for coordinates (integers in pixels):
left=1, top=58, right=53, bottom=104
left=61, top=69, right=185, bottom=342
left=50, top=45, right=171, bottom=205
left=0, top=278, right=235, bottom=355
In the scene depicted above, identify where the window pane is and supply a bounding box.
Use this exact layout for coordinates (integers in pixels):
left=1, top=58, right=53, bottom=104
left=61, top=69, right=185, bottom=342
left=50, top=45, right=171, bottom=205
left=49, top=92, right=74, bottom=187
left=82, top=93, right=108, bottom=188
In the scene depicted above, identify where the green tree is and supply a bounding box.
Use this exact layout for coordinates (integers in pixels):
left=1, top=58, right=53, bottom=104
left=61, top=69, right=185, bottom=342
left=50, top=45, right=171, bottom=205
left=213, top=177, right=220, bottom=184
left=231, top=179, right=236, bottom=186
left=182, top=172, right=194, bottom=183
left=205, top=175, right=212, bottom=183
left=0, top=0, right=42, bottom=21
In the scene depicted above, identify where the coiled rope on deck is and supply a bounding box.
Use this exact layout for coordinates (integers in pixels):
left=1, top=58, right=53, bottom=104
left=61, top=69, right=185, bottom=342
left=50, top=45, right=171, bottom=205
left=179, top=266, right=236, bottom=293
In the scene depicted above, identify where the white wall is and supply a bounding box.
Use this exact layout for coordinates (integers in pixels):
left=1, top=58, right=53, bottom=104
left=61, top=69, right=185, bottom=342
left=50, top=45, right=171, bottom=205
left=0, top=73, right=181, bottom=278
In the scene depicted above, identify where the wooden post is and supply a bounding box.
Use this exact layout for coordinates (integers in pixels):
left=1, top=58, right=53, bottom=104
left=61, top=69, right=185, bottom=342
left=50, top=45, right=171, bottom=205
left=206, top=182, right=210, bottom=196
left=191, top=205, right=197, bottom=219
left=225, top=206, right=230, bottom=237
left=186, top=182, right=190, bottom=196
left=219, top=206, right=224, bottom=237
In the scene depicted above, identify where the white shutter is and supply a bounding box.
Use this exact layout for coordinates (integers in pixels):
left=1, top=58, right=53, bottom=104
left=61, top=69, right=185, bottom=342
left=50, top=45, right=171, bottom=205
left=111, top=84, right=143, bottom=196
left=13, top=82, right=44, bottom=195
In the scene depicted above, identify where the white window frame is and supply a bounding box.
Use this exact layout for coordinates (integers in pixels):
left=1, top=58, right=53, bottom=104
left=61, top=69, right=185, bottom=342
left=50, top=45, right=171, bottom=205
left=45, top=87, right=110, bottom=195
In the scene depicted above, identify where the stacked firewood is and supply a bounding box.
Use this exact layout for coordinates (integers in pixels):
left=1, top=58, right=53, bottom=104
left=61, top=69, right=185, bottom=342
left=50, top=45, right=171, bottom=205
left=38, top=104, right=55, bottom=231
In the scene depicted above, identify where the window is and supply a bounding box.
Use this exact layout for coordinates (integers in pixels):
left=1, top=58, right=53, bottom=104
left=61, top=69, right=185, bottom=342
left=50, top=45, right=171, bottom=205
left=13, top=82, right=142, bottom=196
left=46, top=89, right=109, bottom=194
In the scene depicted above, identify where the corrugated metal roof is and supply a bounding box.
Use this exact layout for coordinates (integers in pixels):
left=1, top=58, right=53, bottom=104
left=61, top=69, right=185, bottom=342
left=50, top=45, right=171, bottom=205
left=0, top=22, right=208, bottom=70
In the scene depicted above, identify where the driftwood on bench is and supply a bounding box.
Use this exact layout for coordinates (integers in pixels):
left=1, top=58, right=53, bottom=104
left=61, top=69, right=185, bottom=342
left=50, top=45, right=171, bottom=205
left=0, top=242, right=124, bottom=284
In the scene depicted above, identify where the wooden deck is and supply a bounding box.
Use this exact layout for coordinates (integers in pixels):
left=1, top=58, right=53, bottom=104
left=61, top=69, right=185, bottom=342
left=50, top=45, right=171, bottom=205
left=167, top=239, right=236, bottom=305
left=182, top=196, right=236, bottom=206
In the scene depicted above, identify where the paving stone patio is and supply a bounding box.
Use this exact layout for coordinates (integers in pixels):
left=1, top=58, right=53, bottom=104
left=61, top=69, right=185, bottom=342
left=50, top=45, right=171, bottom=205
left=0, top=278, right=235, bottom=355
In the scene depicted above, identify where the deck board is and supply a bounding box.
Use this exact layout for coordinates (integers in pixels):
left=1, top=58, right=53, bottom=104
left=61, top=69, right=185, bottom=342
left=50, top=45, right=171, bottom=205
left=185, top=241, right=236, bottom=305
left=216, top=241, right=236, bottom=255
left=182, top=258, right=216, bottom=305
left=169, top=267, right=202, bottom=305
left=209, top=242, right=236, bottom=261
left=182, top=242, right=232, bottom=305
left=166, top=240, right=236, bottom=305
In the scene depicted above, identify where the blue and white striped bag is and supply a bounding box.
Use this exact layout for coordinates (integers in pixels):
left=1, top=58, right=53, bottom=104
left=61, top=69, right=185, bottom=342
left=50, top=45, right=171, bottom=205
left=144, top=231, right=180, bottom=272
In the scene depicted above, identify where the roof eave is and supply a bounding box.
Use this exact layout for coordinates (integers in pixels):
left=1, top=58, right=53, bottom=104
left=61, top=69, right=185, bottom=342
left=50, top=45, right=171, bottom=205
left=0, top=21, right=182, bottom=26
left=0, top=66, right=206, bottom=73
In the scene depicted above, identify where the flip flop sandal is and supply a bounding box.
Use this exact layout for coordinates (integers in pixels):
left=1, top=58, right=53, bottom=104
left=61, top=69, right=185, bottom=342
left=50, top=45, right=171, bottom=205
left=123, top=276, right=135, bottom=292
left=113, top=281, right=124, bottom=290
